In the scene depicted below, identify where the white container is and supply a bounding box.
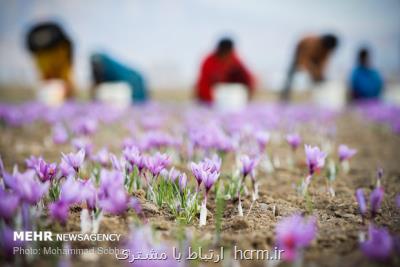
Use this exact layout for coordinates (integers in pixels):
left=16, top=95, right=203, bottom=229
left=383, top=83, right=400, bottom=105
left=37, top=79, right=65, bottom=107
left=312, top=80, right=347, bottom=110
left=95, top=82, right=132, bottom=108
left=213, top=83, right=248, bottom=112
left=292, top=71, right=312, bottom=92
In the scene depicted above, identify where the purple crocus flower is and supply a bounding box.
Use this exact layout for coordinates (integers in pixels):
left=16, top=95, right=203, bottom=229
left=99, top=187, right=129, bottom=215
left=304, top=145, right=326, bottom=175
left=98, top=169, right=124, bottom=193
left=0, top=225, right=25, bottom=260
left=255, top=131, right=270, bottom=151
left=370, top=187, right=384, bottom=217
left=240, top=155, right=258, bottom=178
left=190, top=162, right=205, bottom=189
left=355, top=188, right=367, bottom=218
left=98, top=170, right=128, bottom=214
left=59, top=159, right=75, bottom=177
left=49, top=201, right=69, bottom=224
left=202, top=171, right=219, bottom=193
left=167, top=167, right=180, bottom=182
left=338, top=144, right=357, bottom=162
left=178, top=173, right=187, bottom=193
left=72, top=117, right=98, bottom=136
left=190, top=155, right=221, bottom=192
left=202, top=154, right=222, bottom=174
left=192, top=155, right=222, bottom=226
left=35, top=159, right=58, bottom=182
left=360, top=224, right=393, bottom=261
left=11, top=170, right=49, bottom=205
left=123, top=146, right=146, bottom=173
left=394, top=235, right=400, bottom=255
left=61, top=149, right=85, bottom=173
left=0, top=187, right=19, bottom=221
left=110, top=154, right=124, bottom=172
left=80, top=179, right=97, bottom=210
left=396, top=194, right=400, bottom=209
left=145, top=152, right=171, bottom=177
left=49, top=176, right=82, bottom=223
left=286, top=133, right=302, bottom=151
left=25, top=155, right=43, bottom=170
left=71, top=138, right=93, bottom=157
left=275, top=213, right=317, bottom=262
left=59, top=176, right=82, bottom=204
left=92, top=147, right=109, bottom=167
left=52, top=123, right=69, bottom=144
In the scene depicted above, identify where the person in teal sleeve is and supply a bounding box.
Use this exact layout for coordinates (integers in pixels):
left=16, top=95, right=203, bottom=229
left=350, top=48, right=383, bottom=100
left=91, top=53, right=148, bottom=102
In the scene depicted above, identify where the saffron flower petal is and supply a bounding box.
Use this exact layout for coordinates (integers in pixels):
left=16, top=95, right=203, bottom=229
left=360, top=224, right=393, bottom=261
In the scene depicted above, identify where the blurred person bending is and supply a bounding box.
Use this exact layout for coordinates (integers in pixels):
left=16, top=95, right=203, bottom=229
left=281, top=34, right=339, bottom=101
left=196, top=38, right=255, bottom=103
left=349, top=48, right=383, bottom=100
left=26, top=22, right=75, bottom=98
left=90, top=53, right=148, bottom=102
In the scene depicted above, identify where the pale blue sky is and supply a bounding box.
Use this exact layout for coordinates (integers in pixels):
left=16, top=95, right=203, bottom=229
left=0, top=0, right=399, bottom=90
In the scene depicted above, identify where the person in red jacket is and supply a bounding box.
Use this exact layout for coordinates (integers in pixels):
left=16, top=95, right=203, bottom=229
left=195, top=38, right=255, bottom=103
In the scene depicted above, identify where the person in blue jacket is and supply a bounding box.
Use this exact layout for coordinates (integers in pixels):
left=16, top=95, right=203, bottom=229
left=91, top=53, right=148, bottom=102
left=350, top=48, right=383, bottom=100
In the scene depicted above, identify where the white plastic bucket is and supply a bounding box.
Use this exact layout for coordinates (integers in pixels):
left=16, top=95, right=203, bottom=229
left=95, top=82, right=132, bottom=108
left=213, top=83, right=248, bottom=112
left=37, top=79, right=65, bottom=107
left=312, top=80, right=347, bottom=110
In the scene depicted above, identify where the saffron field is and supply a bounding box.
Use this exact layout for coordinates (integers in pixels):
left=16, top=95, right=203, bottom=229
left=0, top=101, right=399, bottom=267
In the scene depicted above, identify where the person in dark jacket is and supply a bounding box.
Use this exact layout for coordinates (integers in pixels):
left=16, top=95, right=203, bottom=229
left=91, top=53, right=148, bottom=102
left=350, top=48, right=383, bottom=100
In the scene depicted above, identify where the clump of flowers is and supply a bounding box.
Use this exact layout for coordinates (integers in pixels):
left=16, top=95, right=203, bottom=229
left=190, top=155, right=221, bottom=226
left=355, top=186, right=384, bottom=221
left=155, top=168, right=197, bottom=224
left=145, top=152, right=171, bottom=178
left=123, top=146, right=146, bottom=175
left=6, top=169, right=49, bottom=205
left=190, top=155, right=221, bottom=193
left=98, top=169, right=130, bottom=215
left=236, top=155, right=259, bottom=216
left=49, top=176, right=81, bottom=224
left=338, top=144, right=357, bottom=173
left=275, top=213, right=317, bottom=263
left=302, top=145, right=326, bottom=196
